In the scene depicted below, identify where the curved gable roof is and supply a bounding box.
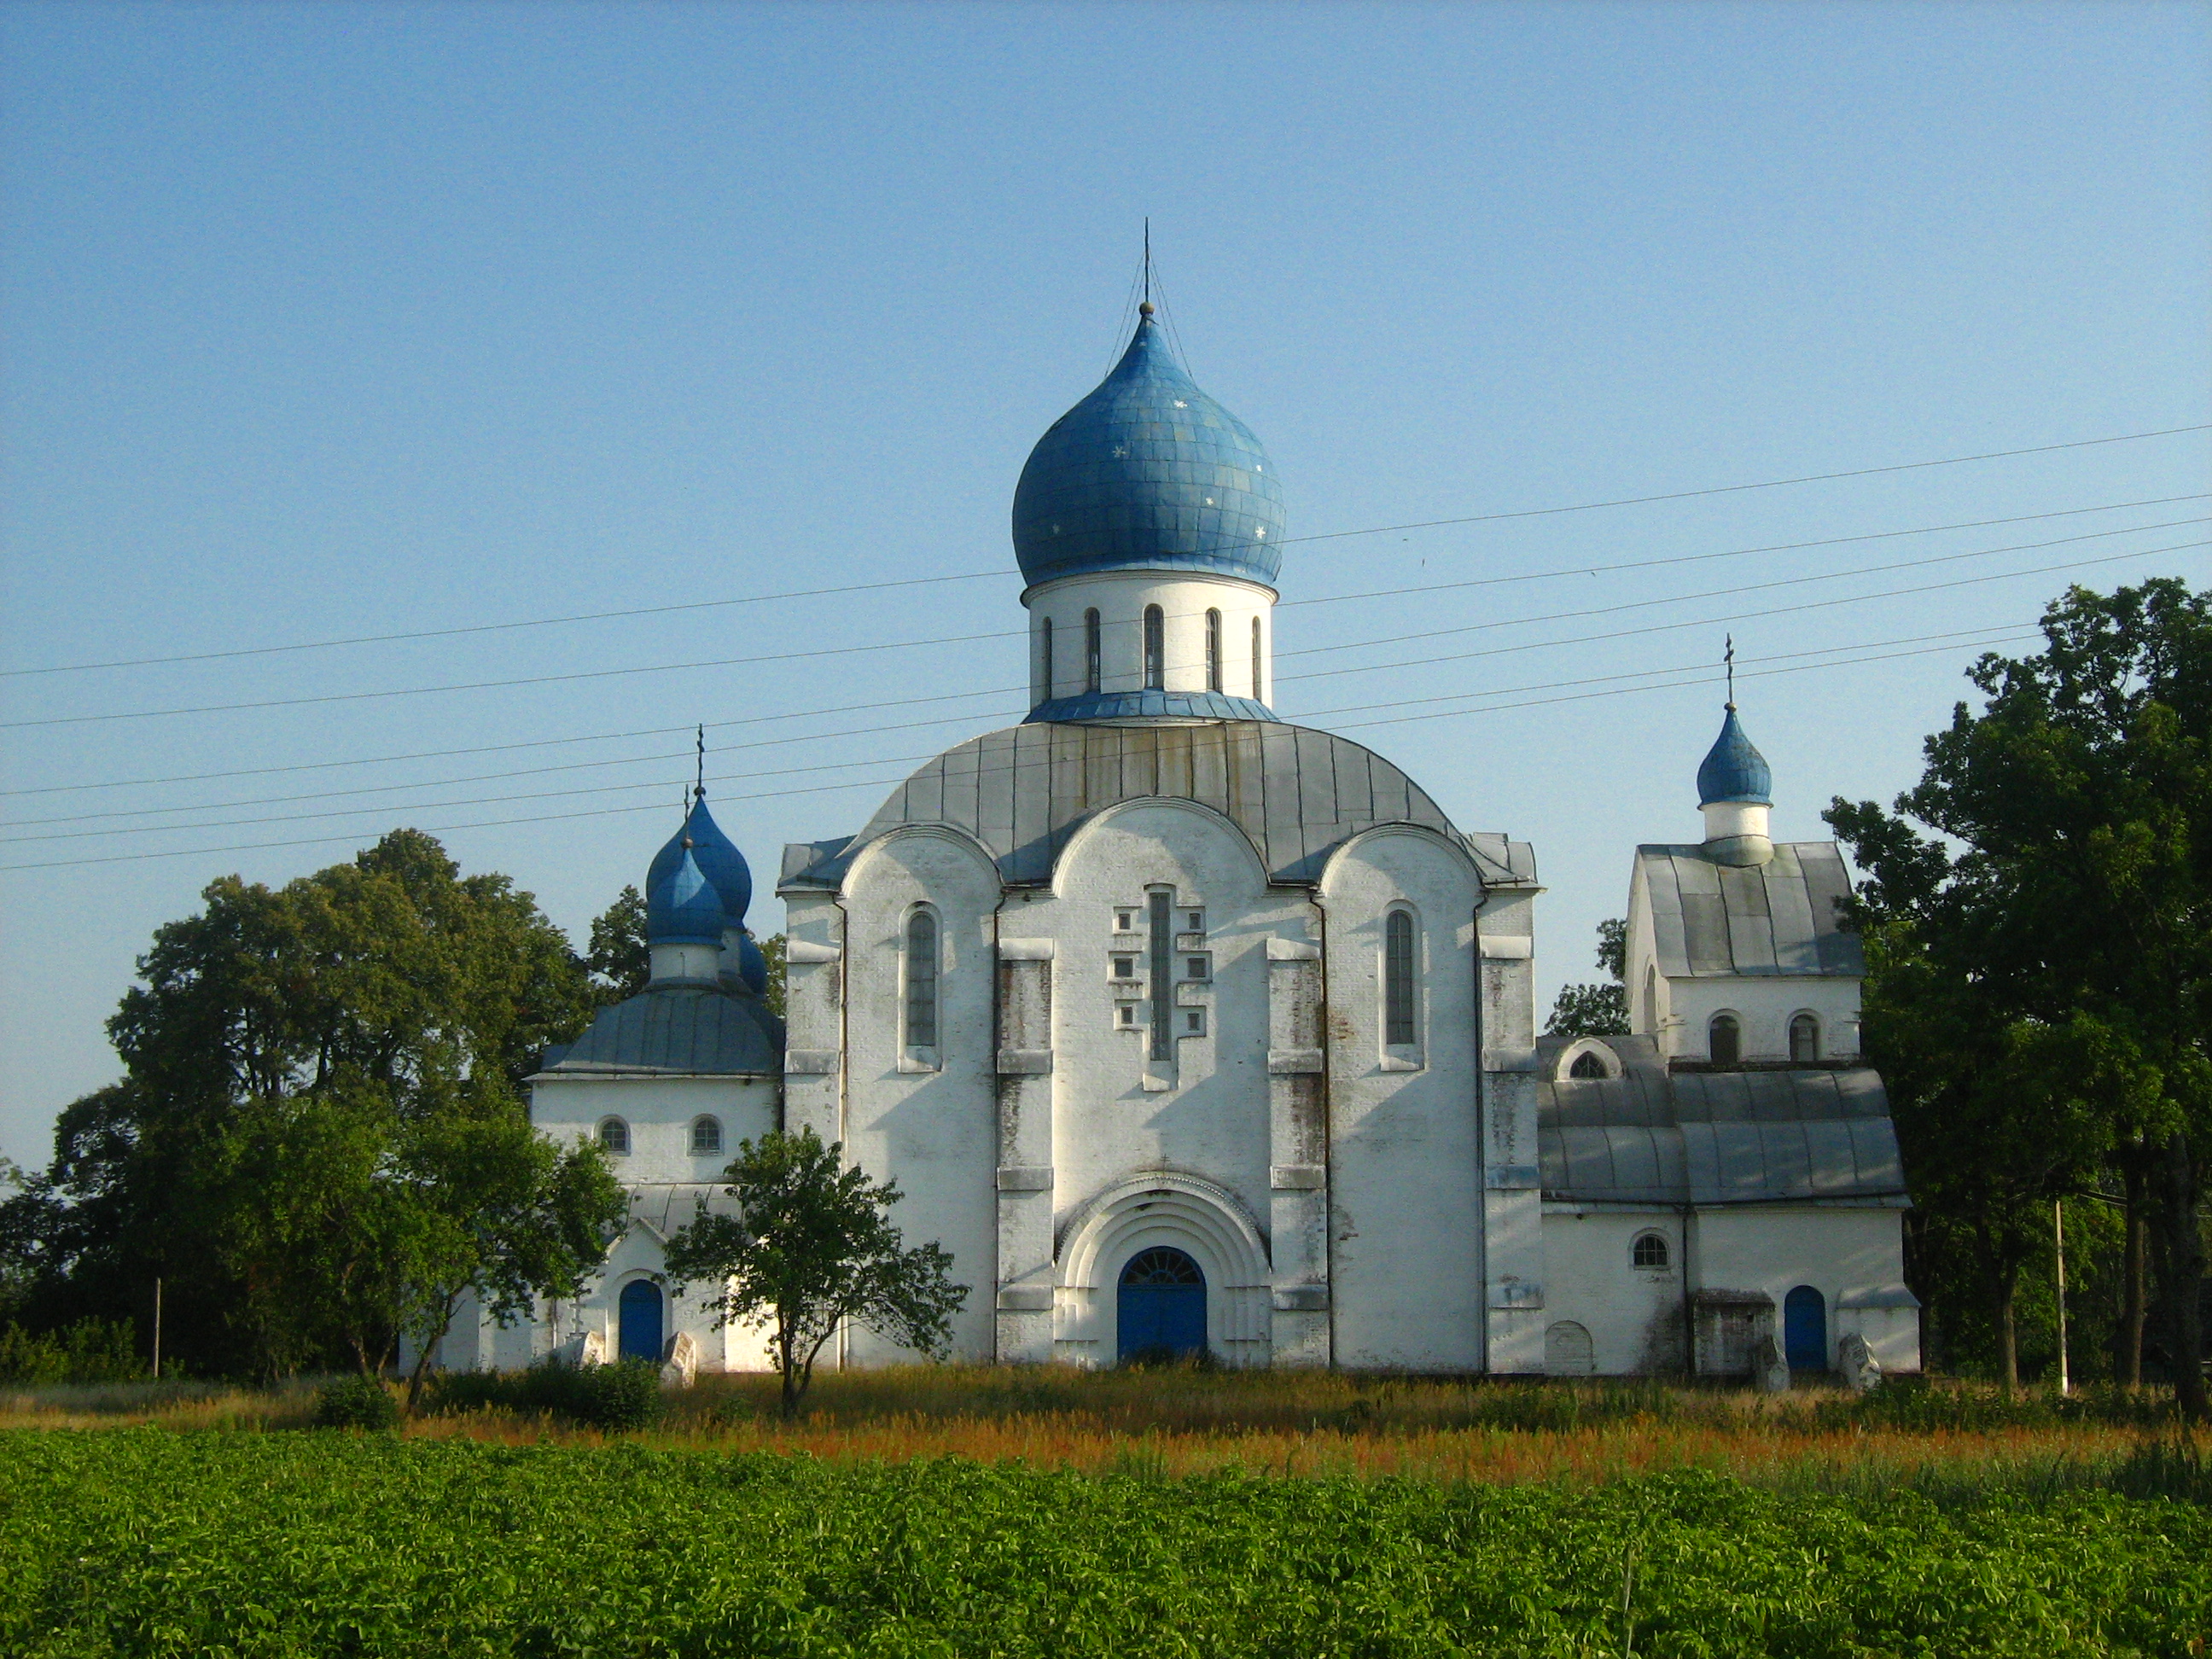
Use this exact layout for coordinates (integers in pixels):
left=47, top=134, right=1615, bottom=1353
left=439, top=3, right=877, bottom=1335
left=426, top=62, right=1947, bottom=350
left=1636, top=841, right=1865, bottom=978
left=780, top=720, right=1534, bottom=892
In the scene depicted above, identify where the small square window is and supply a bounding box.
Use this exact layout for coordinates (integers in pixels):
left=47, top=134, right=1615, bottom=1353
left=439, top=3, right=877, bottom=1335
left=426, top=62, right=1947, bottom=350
left=1184, top=1009, right=1206, bottom=1034
left=1119, top=1006, right=1136, bottom=1026
left=1115, top=911, right=1136, bottom=931
left=1185, top=911, right=1204, bottom=932
left=1113, top=956, right=1137, bottom=979
left=1185, top=956, right=1209, bottom=981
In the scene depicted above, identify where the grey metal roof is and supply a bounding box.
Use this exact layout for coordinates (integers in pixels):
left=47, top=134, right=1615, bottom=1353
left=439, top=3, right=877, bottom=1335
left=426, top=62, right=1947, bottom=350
left=779, top=720, right=1535, bottom=892
left=537, top=985, right=783, bottom=1078
left=1537, top=1033, right=1906, bottom=1208
left=1637, top=841, right=1864, bottom=979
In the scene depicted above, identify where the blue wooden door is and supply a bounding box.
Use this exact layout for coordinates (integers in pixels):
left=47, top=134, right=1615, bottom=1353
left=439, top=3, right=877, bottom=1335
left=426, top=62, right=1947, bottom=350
left=1117, top=1248, right=1206, bottom=1364
left=618, top=1279, right=664, bottom=1363
left=1784, top=1285, right=1827, bottom=1371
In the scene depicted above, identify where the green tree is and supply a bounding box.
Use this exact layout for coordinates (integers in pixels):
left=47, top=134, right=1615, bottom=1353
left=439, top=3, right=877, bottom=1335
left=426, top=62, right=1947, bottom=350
left=391, top=1111, right=628, bottom=1409
left=585, top=885, right=650, bottom=1005
left=1545, top=918, right=1629, bottom=1037
left=665, top=1129, right=967, bottom=1417
left=1827, top=580, right=2209, bottom=1413
left=2, top=830, right=605, bottom=1378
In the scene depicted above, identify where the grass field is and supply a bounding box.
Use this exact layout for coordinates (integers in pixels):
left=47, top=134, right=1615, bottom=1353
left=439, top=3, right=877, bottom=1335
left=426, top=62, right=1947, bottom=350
left=3, top=1371, right=2207, bottom=1656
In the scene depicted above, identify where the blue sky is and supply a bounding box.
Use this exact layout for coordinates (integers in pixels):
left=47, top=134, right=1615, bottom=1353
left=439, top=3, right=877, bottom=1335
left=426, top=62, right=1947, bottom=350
left=3, top=1, right=2207, bottom=1166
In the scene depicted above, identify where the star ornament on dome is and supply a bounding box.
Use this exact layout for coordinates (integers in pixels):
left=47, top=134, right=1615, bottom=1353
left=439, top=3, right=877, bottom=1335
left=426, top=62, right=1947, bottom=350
left=1111, top=445, right=1128, bottom=458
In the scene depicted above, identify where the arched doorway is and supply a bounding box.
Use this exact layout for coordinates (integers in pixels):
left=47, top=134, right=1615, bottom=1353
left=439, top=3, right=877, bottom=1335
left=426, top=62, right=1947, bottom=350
left=1117, top=1247, right=1206, bottom=1364
left=617, top=1279, right=665, bottom=1363
left=1784, top=1285, right=1827, bottom=1371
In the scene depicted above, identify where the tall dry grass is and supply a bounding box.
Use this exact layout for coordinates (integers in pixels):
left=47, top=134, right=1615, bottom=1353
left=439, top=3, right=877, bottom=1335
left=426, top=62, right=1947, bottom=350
left=3, top=1365, right=2194, bottom=1497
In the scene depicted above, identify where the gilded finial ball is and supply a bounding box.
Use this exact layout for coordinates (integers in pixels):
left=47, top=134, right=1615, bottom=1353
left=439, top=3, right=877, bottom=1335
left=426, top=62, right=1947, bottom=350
left=1138, top=300, right=1155, bottom=316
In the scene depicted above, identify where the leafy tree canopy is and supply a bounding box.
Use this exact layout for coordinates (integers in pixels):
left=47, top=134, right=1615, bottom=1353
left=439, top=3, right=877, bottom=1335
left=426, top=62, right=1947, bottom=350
left=1826, top=579, right=2209, bottom=1410
left=1545, top=918, right=1629, bottom=1038
left=666, top=1128, right=967, bottom=1417
left=1, top=830, right=618, bottom=1380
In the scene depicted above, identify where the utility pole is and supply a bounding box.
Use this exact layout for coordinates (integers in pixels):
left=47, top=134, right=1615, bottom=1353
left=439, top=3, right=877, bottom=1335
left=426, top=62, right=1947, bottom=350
left=2053, top=1199, right=2069, bottom=1396
left=151, top=1277, right=162, bottom=1382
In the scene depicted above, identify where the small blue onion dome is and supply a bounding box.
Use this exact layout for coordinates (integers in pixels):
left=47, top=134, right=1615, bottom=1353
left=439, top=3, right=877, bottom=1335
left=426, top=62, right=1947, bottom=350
left=646, top=847, right=726, bottom=946
left=1012, top=306, right=1285, bottom=590
left=733, top=929, right=769, bottom=997
left=647, top=794, right=750, bottom=923
left=1697, top=705, right=1773, bottom=806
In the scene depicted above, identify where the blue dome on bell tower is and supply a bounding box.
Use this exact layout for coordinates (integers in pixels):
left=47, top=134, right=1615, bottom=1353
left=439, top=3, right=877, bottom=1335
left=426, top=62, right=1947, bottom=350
left=1011, top=306, right=1285, bottom=590
left=1697, top=705, right=1773, bottom=806
left=647, top=793, right=751, bottom=924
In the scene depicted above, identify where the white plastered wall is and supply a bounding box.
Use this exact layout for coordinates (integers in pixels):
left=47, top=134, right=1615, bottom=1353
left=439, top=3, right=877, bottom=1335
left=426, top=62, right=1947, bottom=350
left=1317, top=826, right=1493, bottom=1371
left=1035, top=800, right=1299, bottom=1367
left=1690, top=1205, right=1919, bottom=1373
left=835, top=826, right=1005, bottom=1365
left=1025, top=570, right=1277, bottom=704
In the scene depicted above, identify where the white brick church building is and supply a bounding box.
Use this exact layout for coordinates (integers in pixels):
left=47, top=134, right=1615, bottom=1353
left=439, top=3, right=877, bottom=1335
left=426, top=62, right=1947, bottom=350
left=439, top=302, right=1920, bottom=1380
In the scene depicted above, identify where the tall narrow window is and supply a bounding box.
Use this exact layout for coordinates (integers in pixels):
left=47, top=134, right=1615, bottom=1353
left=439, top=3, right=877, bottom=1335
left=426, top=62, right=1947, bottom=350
left=1205, top=608, right=1223, bottom=691
left=1708, top=1012, right=1739, bottom=1066
left=905, top=911, right=939, bottom=1052
left=1148, top=890, right=1173, bottom=1062
left=1039, top=617, right=1054, bottom=701
left=1143, top=605, right=1165, bottom=690
left=1084, top=608, right=1102, bottom=693
left=1644, top=964, right=1657, bottom=1031
left=1790, top=1013, right=1820, bottom=1063
left=1384, top=910, right=1417, bottom=1046
left=1251, top=617, right=1264, bottom=699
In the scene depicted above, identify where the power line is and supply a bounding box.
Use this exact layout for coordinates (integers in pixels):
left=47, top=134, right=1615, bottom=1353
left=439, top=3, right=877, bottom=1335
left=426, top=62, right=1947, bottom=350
left=1274, top=516, right=2209, bottom=664
left=10, top=513, right=2199, bottom=823
left=4, top=509, right=2199, bottom=734
left=5, top=422, right=2203, bottom=680
left=0, top=607, right=2119, bottom=845
left=0, top=625, right=2046, bottom=873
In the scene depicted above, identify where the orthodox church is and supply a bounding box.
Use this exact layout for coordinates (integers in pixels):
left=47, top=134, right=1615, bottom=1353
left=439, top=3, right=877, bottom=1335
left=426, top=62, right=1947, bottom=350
left=437, top=301, right=1920, bottom=1380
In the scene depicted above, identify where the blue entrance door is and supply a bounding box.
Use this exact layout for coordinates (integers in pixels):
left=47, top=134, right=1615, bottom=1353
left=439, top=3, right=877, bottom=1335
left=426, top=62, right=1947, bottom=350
left=1784, top=1285, right=1827, bottom=1371
left=1117, top=1247, right=1206, bottom=1364
left=618, top=1279, right=664, bottom=1363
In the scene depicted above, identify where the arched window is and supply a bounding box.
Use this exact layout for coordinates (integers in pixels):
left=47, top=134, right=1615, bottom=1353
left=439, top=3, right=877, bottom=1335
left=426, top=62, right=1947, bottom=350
left=1569, top=1051, right=1610, bottom=1080
left=690, top=1115, right=723, bottom=1156
left=1204, top=608, right=1223, bottom=691
left=1084, top=608, right=1102, bottom=694
left=1251, top=616, right=1264, bottom=698
left=1632, top=1231, right=1670, bottom=1269
left=1790, top=1013, right=1820, bottom=1063
left=1039, top=617, right=1053, bottom=701
left=1143, top=605, right=1165, bottom=690
left=597, top=1117, right=630, bottom=1156
left=1708, top=1012, right=1740, bottom=1067
left=905, top=910, right=939, bottom=1052
left=1384, top=910, right=1417, bottom=1046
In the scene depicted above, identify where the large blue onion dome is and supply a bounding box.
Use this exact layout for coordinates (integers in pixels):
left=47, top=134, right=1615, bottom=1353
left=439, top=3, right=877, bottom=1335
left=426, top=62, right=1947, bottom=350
left=732, top=929, right=770, bottom=997
left=1012, top=306, right=1285, bottom=591
left=647, top=847, right=725, bottom=946
left=1697, top=705, right=1773, bottom=806
left=647, top=793, right=751, bottom=923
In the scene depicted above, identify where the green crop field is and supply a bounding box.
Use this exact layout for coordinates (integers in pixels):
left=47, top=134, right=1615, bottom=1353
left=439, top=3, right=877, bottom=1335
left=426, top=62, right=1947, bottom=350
left=3, top=1429, right=2207, bottom=1657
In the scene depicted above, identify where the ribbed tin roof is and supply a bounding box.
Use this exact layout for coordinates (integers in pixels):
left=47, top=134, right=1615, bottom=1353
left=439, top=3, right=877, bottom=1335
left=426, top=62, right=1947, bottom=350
left=1537, top=1033, right=1906, bottom=1207
left=779, top=719, right=1534, bottom=891
left=536, top=985, right=783, bottom=1077
left=1637, top=841, right=1864, bottom=978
